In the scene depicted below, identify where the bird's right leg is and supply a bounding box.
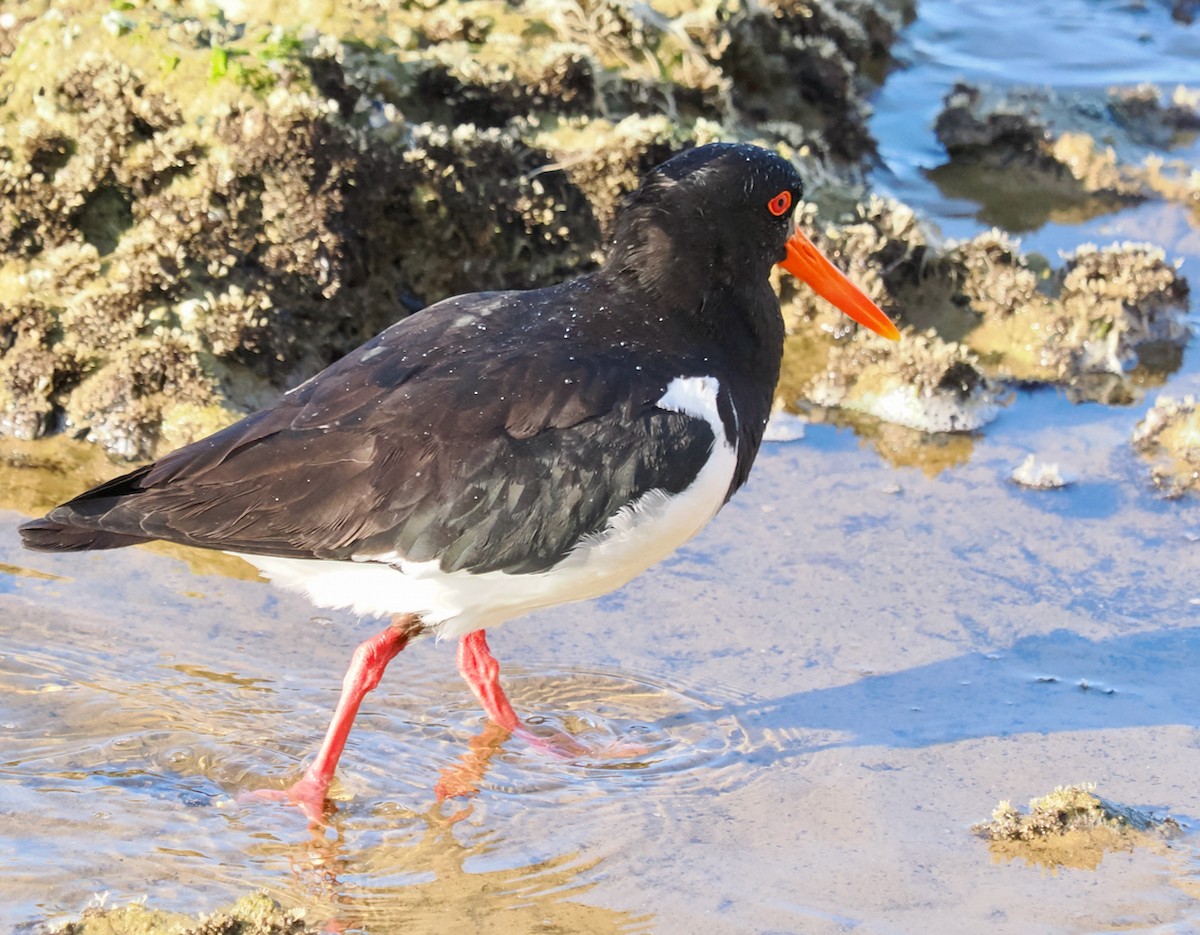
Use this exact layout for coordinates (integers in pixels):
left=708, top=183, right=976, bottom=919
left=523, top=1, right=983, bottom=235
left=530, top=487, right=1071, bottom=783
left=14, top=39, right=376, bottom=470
left=245, top=613, right=420, bottom=821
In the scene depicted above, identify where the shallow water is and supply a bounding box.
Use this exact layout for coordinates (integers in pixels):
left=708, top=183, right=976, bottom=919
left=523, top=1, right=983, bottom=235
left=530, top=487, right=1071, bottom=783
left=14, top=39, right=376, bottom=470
left=3, top=2, right=1200, bottom=933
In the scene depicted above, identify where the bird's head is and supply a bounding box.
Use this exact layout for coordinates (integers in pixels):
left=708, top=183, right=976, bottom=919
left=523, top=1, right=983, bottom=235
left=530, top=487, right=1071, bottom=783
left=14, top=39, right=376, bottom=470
left=608, top=142, right=899, bottom=341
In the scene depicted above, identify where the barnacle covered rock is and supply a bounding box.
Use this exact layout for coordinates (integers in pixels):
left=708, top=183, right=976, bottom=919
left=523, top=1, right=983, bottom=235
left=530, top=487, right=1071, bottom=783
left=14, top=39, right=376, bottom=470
left=804, top=327, right=1005, bottom=432
left=0, top=0, right=908, bottom=459
left=1132, top=394, right=1200, bottom=497
left=975, top=784, right=1181, bottom=871
left=959, top=236, right=1190, bottom=387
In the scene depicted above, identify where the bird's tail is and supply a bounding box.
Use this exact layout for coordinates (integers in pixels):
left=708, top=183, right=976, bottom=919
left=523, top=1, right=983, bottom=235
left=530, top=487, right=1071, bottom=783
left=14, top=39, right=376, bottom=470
left=18, top=516, right=151, bottom=552
left=20, top=462, right=157, bottom=552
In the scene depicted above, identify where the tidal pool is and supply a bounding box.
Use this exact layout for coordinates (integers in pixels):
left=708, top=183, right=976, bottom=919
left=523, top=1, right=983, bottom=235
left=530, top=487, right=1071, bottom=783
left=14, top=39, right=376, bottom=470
left=3, top=1, right=1200, bottom=933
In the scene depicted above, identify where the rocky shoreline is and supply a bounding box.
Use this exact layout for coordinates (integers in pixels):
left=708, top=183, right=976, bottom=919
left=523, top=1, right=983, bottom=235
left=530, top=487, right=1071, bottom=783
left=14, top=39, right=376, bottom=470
left=1, top=0, right=1196, bottom=492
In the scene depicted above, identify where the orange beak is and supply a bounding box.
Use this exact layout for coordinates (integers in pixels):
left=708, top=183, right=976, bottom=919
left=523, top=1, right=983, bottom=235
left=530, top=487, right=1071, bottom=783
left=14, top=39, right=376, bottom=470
left=779, top=228, right=900, bottom=341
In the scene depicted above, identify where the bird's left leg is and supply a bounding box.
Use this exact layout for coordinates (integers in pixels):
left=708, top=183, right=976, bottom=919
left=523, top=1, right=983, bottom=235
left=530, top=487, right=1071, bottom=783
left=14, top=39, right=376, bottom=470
left=455, top=629, right=588, bottom=760
left=456, top=628, right=519, bottom=731
left=442, top=630, right=657, bottom=800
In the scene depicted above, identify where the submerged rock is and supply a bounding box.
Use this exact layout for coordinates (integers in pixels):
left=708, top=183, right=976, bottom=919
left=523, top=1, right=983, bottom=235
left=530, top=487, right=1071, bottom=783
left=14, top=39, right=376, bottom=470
left=975, top=784, right=1181, bottom=871
left=1132, top=394, right=1200, bottom=497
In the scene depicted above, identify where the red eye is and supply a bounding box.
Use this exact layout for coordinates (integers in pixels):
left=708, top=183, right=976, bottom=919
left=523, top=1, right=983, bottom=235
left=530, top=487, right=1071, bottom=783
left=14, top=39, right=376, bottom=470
left=767, top=190, right=792, bottom=216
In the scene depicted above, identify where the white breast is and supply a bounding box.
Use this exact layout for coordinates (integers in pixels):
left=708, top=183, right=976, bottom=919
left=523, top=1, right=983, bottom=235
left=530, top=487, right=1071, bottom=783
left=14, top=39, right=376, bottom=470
left=233, top=376, right=737, bottom=640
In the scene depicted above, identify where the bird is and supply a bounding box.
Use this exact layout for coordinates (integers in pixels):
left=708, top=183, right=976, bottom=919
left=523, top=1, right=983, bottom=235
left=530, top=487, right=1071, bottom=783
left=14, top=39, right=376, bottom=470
left=20, top=142, right=899, bottom=818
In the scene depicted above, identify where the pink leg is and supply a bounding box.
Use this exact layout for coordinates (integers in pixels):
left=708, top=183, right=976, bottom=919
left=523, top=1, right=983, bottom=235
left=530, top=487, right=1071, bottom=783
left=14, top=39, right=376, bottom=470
left=457, top=629, right=519, bottom=732
left=247, top=615, right=416, bottom=820
left=455, top=629, right=588, bottom=762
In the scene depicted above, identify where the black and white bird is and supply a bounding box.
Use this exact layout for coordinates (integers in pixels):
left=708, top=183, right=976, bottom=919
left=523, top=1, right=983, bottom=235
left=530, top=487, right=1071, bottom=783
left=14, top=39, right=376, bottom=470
left=21, top=142, right=899, bottom=817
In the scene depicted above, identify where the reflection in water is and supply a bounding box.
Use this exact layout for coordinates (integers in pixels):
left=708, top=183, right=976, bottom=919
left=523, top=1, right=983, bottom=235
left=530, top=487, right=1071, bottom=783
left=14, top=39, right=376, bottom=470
left=986, top=826, right=1178, bottom=874
left=244, top=802, right=648, bottom=934
left=167, top=664, right=276, bottom=692
left=806, top=410, right=977, bottom=477
left=461, top=668, right=753, bottom=798
left=435, top=720, right=515, bottom=803
left=0, top=560, right=65, bottom=582
left=987, top=831, right=1134, bottom=873
left=925, top=160, right=1135, bottom=234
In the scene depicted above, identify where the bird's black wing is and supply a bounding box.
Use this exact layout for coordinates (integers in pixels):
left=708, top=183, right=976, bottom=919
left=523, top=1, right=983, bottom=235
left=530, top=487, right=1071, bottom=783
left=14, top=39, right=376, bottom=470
left=21, top=288, right=720, bottom=574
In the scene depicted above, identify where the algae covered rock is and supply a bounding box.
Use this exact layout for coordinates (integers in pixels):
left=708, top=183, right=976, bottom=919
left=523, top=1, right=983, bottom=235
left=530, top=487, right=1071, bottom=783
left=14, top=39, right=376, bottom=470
left=51, top=892, right=315, bottom=935
left=3, top=0, right=1186, bottom=470
left=0, top=0, right=908, bottom=460
left=1132, top=394, right=1200, bottom=497
left=974, top=783, right=1181, bottom=871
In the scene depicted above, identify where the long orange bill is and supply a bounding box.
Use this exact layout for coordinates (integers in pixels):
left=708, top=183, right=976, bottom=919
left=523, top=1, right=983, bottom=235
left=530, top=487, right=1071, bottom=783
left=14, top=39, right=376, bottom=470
left=779, top=228, right=901, bottom=341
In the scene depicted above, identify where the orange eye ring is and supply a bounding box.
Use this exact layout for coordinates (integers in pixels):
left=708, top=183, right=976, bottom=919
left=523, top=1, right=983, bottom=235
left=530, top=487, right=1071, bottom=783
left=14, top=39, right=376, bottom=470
left=767, top=190, right=792, bottom=217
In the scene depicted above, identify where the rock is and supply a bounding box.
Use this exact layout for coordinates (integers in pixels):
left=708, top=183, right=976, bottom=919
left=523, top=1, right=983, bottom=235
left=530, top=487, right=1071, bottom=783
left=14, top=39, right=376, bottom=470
left=805, top=328, right=1005, bottom=433
left=51, top=892, right=315, bottom=935
left=974, top=783, right=1181, bottom=871
left=780, top=196, right=931, bottom=340
left=772, top=197, right=1187, bottom=423
left=931, top=81, right=1200, bottom=230
left=1054, top=242, right=1190, bottom=375
left=1010, top=454, right=1073, bottom=489
left=719, top=0, right=913, bottom=161
left=952, top=234, right=1190, bottom=392
left=1132, top=394, right=1200, bottom=497
left=0, top=0, right=905, bottom=459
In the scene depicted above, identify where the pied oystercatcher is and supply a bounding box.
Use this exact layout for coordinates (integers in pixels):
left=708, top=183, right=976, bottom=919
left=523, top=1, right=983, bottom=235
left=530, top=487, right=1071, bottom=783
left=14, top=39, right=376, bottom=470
left=21, top=142, right=899, bottom=816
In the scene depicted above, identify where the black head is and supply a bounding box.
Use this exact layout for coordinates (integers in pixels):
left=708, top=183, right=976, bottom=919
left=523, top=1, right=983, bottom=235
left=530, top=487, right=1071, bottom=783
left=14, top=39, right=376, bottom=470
left=606, top=143, right=805, bottom=301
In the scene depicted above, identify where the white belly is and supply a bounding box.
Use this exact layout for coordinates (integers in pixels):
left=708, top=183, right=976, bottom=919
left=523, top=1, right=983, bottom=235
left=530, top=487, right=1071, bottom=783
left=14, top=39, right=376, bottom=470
left=232, top=376, right=737, bottom=639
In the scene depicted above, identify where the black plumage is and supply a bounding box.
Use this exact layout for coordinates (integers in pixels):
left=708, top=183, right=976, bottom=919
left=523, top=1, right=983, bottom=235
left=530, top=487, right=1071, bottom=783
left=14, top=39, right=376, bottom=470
left=22, top=143, right=796, bottom=576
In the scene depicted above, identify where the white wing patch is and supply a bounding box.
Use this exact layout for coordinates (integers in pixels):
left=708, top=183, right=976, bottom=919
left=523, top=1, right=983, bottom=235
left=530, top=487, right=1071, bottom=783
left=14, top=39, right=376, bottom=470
left=233, top=376, right=738, bottom=640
